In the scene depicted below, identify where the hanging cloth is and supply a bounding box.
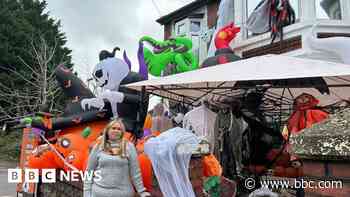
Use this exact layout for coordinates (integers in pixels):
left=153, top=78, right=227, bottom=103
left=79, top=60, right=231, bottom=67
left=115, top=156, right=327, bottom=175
left=247, top=0, right=296, bottom=43
left=144, top=127, right=200, bottom=197
left=183, top=105, right=217, bottom=151
left=287, top=93, right=328, bottom=134
left=246, top=0, right=271, bottom=34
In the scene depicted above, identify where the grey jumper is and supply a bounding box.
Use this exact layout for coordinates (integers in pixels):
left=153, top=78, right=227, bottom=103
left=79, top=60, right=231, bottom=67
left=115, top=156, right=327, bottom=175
left=83, top=142, right=146, bottom=197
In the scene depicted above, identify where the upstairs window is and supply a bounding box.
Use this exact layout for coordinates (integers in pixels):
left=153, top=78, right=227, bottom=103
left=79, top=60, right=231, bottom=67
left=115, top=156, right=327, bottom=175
left=246, top=0, right=300, bottom=37
left=176, top=22, right=187, bottom=36
left=174, top=17, right=203, bottom=62
left=316, top=0, right=342, bottom=20
left=247, top=0, right=300, bottom=19
left=190, top=21, right=201, bottom=33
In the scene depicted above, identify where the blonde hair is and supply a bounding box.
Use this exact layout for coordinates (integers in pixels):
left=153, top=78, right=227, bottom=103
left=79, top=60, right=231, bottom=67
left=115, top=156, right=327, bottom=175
left=100, top=118, right=128, bottom=158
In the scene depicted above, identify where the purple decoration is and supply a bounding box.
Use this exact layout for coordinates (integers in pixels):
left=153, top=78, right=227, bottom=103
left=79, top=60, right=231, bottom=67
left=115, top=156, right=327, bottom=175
left=32, top=127, right=44, bottom=136
left=137, top=42, right=148, bottom=80
left=143, top=128, right=151, bottom=137
left=123, top=50, right=131, bottom=70
left=123, top=50, right=132, bottom=70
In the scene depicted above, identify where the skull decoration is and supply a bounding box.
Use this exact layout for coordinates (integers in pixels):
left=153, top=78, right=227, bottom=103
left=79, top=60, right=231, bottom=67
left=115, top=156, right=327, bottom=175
left=93, top=68, right=108, bottom=88
left=81, top=47, right=149, bottom=138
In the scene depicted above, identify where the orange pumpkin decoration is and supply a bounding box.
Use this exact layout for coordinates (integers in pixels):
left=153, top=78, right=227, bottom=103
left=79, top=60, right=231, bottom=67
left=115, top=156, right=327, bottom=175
left=28, top=121, right=107, bottom=171
left=202, top=154, right=222, bottom=177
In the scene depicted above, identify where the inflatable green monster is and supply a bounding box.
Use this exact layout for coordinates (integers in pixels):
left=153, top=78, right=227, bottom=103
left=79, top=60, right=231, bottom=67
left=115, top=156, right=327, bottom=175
left=140, top=36, right=199, bottom=76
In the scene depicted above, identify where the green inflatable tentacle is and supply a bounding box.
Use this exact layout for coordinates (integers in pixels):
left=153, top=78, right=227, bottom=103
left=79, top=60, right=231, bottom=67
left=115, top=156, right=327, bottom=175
left=174, top=37, right=193, bottom=50
left=184, top=52, right=199, bottom=70
left=140, top=35, right=199, bottom=76
left=174, top=53, right=199, bottom=73
left=140, top=36, right=158, bottom=45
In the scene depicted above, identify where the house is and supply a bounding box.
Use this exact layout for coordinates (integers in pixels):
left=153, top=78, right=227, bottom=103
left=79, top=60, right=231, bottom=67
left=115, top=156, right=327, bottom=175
left=156, top=0, right=220, bottom=64
left=156, top=1, right=350, bottom=196
left=156, top=0, right=350, bottom=63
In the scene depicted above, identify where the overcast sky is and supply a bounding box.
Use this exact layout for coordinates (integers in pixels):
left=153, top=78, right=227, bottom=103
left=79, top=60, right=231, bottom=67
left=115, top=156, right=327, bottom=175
left=46, top=0, right=330, bottom=82
left=46, top=0, right=194, bottom=82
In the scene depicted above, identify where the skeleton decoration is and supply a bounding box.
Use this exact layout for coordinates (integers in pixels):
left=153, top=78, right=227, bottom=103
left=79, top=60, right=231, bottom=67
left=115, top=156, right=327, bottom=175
left=81, top=46, right=149, bottom=138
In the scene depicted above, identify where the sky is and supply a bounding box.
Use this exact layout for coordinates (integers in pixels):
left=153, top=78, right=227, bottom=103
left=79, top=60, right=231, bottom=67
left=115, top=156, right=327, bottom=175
left=46, top=0, right=330, bottom=82
left=45, top=0, right=194, bottom=82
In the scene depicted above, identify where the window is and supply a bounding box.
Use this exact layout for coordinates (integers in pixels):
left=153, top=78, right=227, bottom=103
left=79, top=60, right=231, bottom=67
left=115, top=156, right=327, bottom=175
left=174, top=18, right=203, bottom=62
left=247, top=0, right=261, bottom=18
left=289, top=0, right=300, bottom=19
left=189, top=19, right=201, bottom=61
left=316, top=0, right=341, bottom=20
left=191, top=35, right=200, bottom=60
left=247, top=0, right=300, bottom=19
left=190, top=21, right=201, bottom=33
left=246, top=0, right=300, bottom=37
left=177, top=23, right=186, bottom=36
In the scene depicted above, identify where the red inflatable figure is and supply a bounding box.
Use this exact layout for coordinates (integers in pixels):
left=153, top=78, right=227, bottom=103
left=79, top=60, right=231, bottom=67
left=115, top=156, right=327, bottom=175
left=214, top=22, right=241, bottom=50
left=201, top=22, right=241, bottom=67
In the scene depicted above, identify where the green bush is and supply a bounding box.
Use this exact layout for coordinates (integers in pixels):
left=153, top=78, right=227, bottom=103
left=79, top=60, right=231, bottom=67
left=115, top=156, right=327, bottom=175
left=0, top=130, right=22, bottom=161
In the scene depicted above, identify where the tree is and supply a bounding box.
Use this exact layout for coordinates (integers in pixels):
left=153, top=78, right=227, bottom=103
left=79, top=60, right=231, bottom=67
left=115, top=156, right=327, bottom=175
left=0, top=0, right=72, bottom=70
left=0, top=0, right=73, bottom=125
left=0, top=36, right=66, bottom=123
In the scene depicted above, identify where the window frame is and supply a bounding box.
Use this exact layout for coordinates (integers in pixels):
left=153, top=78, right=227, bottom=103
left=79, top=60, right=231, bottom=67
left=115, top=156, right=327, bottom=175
left=243, top=0, right=302, bottom=39
left=315, top=0, right=342, bottom=20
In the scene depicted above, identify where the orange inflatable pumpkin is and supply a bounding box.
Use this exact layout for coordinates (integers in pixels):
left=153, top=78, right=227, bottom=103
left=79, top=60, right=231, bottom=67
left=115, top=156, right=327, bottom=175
left=28, top=121, right=107, bottom=171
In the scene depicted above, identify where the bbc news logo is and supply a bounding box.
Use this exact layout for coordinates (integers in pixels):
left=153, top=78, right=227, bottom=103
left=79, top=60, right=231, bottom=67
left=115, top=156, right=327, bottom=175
left=8, top=168, right=102, bottom=183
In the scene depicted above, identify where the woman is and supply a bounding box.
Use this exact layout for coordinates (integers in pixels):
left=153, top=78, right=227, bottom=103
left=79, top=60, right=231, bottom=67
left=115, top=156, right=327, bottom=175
left=84, top=119, right=151, bottom=197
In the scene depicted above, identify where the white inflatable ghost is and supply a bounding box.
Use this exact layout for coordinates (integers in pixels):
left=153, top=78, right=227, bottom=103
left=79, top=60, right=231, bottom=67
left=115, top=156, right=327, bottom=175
left=81, top=57, right=129, bottom=117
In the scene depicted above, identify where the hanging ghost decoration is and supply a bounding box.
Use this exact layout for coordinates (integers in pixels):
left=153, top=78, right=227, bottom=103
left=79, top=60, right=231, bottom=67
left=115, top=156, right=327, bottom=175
left=81, top=46, right=149, bottom=138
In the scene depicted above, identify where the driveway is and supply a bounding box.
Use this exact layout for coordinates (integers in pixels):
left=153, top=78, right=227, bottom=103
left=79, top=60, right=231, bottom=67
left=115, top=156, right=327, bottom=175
left=0, top=161, right=21, bottom=197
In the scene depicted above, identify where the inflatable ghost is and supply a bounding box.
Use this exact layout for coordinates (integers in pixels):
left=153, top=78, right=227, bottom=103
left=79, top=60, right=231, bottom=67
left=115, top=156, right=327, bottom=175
left=81, top=46, right=149, bottom=138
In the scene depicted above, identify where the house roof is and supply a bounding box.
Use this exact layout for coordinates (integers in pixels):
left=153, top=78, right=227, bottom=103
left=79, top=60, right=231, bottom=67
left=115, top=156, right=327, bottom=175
left=156, top=0, right=218, bottom=25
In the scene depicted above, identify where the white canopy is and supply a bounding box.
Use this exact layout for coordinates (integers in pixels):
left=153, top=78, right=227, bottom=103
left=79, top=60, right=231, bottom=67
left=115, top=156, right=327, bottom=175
left=126, top=54, right=350, bottom=107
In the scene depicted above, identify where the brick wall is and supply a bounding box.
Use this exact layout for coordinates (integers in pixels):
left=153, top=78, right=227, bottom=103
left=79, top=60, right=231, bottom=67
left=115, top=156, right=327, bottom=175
left=164, top=23, right=172, bottom=40
left=302, top=160, right=350, bottom=197
left=242, top=36, right=302, bottom=59
left=207, top=0, right=219, bottom=29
